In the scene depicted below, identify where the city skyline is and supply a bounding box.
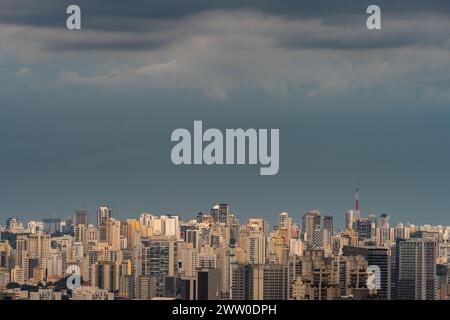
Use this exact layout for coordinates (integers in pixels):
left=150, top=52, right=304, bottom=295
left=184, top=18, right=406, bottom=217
left=1, top=186, right=446, bottom=230
left=1, top=202, right=448, bottom=300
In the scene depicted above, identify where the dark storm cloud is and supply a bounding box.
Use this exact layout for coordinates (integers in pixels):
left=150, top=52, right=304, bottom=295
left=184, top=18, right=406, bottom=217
left=2, top=0, right=450, bottom=29
left=45, top=36, right=171, bottom=52
left=1, top=0, right=449, bottom=53
left=277, top=27, right=450, bottom=50
left=279, top=34, right=415, bottom=50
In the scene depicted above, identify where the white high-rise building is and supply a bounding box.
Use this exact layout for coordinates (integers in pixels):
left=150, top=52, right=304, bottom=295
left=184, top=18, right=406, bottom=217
left=398, top=238, right=437, bottom=300
left=346, top=210, right=359, bottom=230
left=246, top=233, right=265, bottom=264
left=46, top=253, right=63, bottom=279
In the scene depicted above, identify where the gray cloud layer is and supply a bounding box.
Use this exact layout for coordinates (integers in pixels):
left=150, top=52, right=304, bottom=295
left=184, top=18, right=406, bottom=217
left=2, top=5, right=449, bottom=100
left=2, top=0, right=450, bottom=26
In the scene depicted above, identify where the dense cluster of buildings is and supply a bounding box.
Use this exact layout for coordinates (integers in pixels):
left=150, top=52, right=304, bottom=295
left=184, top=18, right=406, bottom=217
left=0, top=193, right=449, bottom=300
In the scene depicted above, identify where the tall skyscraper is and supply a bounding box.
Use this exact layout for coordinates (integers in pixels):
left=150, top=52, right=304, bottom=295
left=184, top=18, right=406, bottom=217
left=106, top=219, right=121, bottom=250
left=368, top=214, right=377, bottom=238
left=343, top=246, right=391, bottom=299
left=211, top=204, right=230, bottom=225
left=279, top=211, right=288, bottom=226
left=246, top=232, right=266, bottom=264
left=140, top=236, right=177, bottom=296
left=231, top=263, right=287, bottom=300
left=355, top=218, right=372, bottom=241
left=92, top=261, right=120, bottom=292
left=278, top=212, right=293, bottom=242
left=397, top=238, right=437, bottom=300
left=136, top=276, right=157, bottom=300
left=185, top=229, right=199, bottom=249
left=346, top=210, right=360, bottom=231
left=28, top=232, right=50, bottom=260
left=302, top=210, right=321, bottom=243
left=97, top=206, right=112, bottom=242
left=323, top=216, right=333, bottom=235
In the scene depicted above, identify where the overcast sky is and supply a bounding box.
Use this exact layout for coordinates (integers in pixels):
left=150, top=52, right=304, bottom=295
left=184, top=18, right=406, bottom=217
left=1, top=1, right=450, bottom=228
